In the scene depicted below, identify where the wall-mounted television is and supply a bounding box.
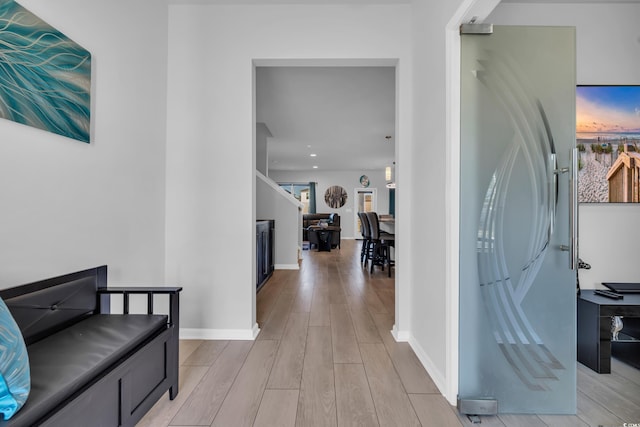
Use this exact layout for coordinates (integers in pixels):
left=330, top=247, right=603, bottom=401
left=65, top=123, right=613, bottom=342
left=577, top=85, right=640, bottom=203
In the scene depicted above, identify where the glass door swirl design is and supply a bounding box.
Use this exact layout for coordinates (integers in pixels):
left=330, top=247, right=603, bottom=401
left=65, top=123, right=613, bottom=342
left=474, top=49, right=564, bottom=391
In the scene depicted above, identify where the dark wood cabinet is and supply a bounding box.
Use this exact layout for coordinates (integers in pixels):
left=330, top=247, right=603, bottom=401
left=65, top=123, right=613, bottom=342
left=577, top=290, right=640, bottom=373
left=256, top=220, right=274, bottom=291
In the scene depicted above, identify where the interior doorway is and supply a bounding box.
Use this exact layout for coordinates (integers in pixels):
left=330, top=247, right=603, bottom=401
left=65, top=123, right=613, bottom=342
left=253, top=60, right=402, bottom=342
left=354, top=188, right=377, bottom=239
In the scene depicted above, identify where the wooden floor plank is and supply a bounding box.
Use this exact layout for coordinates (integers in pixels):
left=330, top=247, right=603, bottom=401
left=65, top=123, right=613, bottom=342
left=388, top=342, right=440, bottom=394
left=339, top=273, right=366, bottom=298
left=456, top=413, right=505, bottom=426
left=335, top=363, right=379, bottom=427
left=576, top=390, right=626, bottom=427
left=328, top=282, right=348, bottom=305
left=330, top=304, right=362, bottom=363
left=578, top=362, right=640, bottom=414
left=253, top=389, right=299, bottom=427
left=171, top=341, right=253, bottom=426
left=374, top=288, right=394, bottom=315
left=409, top=394, right=463, bottom=427
left=577, top=364, right=640, bottom=420
left=359, top=342, right=421, bottom=427
left=296, top=326, right=337, bottom=427
left=370, top=312, right=394, bottom=344
left=267, top=312, right=309, bottom=389
left=178, top=339, right=203, bottom=365
left=345, top=294, right=368, bottom=312
left=349, top=304, right=383, bottom=344
left=309, top=287, right=331, bottom=327
left=537, top=414, right=590, bottom=427
left=258, top=292, right=295, bottom=340
left=611, top=357, right=640, bottom=387
left=497, top=414, right=546, bottom=427
left=136, top=365, right=208, bottom=427
left=371, top=312, right=439, bottom=394
left=211, top=340, right=279, bottom=427
left=181, top=340, right=229, bottom=366
left=256, top=275, right=282, bottom=324
left=290, top=282, right=313, bottom=313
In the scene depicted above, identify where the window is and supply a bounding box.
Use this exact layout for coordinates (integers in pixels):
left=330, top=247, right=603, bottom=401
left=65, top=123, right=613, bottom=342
left=278, top=182, right=316, bottom=214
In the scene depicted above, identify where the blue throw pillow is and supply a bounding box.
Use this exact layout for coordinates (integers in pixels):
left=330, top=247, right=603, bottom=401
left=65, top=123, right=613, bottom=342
left=0, top=297, right=30, bottom=420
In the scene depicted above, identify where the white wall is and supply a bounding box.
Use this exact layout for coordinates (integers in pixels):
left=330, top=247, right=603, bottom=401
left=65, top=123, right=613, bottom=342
left=409, top=0, right=469, bottom=399
left=269, top=169, right=391, bottom=239
left=165, top=4, right=412, bottom=338
left=256, top=173, right=301, bottom=269
left=0, top=0, right=168, bottom=287
left=488, top=3, right=640, bottom=290
left=256, top=123, right=270, bottom=176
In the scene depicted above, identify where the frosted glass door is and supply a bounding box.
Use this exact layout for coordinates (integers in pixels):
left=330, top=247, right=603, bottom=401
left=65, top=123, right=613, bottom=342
left=459, top=26, right=577, bottom=414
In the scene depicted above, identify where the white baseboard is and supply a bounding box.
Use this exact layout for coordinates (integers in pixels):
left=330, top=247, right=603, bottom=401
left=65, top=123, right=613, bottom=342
left=407, top=334, right=447, bottom=400
left=391, top=325, right=411, bottom=342
left=390, top=327, right=447, bottom=399
left=275, top=264, right=299, bottom=270
left=181, top=325, right=260, bottom=340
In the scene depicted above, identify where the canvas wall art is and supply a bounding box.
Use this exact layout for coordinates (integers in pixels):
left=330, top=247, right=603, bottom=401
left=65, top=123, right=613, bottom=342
left=324, top=185, right=347, bottom=209
left=0, top=0, right=91, bottom=143
left=577, top=85, right=640, bottom=203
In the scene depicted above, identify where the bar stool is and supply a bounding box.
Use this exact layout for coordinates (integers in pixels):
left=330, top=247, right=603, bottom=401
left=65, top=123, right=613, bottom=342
left=358, top=212, right=373, bottom=265
left=366, top=211, right=395, bottom=277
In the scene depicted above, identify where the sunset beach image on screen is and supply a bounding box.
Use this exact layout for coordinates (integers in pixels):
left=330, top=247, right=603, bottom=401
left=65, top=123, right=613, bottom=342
left=576, top=86, right=640, bottom=203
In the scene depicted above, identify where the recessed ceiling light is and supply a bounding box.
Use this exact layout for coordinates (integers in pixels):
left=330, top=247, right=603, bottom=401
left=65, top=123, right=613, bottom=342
left=310, top=153, right=317, bottom=157
left=313, top=165, right=318, bottom=169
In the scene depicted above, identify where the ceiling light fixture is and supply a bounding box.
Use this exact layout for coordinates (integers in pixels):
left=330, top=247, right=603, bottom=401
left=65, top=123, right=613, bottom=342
left=313, top=165, right=318, bottom=169
left=386, top=161, right=396, bottom=189
left=310, top=153, right=317, bottom=157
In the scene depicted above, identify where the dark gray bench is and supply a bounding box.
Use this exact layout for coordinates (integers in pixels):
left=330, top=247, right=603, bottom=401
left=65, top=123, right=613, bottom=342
left=0, top=266, right=181, bottom=427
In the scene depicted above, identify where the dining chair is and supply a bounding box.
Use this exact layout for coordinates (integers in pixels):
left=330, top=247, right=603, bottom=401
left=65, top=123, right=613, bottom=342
left=358, top=212, right=373, bottom=265
left=365, top=211, right=395, bottom=277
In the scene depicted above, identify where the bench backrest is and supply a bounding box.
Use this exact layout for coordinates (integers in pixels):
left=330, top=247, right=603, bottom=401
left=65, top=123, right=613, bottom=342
left=0, top=266, right=107, bottom=345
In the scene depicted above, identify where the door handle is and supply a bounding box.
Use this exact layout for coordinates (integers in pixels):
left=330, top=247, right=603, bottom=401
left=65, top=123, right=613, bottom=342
left=552, top=149, right=578, bottom=270
left=569, top=148, right=578, bottom=270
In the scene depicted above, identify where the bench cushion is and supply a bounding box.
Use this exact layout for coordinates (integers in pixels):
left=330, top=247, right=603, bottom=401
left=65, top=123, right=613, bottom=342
left=0, top=298, right=30, bottom=421
left=7, top=314, right=167, bottom=426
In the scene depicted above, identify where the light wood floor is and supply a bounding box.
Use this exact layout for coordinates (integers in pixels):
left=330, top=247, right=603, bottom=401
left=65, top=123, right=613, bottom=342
left=138, top=240, right=640, bottom=427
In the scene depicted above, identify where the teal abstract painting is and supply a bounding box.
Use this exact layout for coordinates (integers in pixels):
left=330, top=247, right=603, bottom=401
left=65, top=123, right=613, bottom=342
left=0, top=0, right=91, bottom=143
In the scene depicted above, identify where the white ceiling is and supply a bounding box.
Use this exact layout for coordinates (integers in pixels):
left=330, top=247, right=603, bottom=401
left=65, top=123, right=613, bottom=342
left=256, top=66, right=396, bottom=172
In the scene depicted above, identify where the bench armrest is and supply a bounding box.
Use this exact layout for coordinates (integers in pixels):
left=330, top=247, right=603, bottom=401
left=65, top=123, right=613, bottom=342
left=98, top=287, right=182, bottom=327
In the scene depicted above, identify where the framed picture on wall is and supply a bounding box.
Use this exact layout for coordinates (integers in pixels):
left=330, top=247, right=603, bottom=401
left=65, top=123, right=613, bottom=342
left=0, top=1, right=91, bottom=143
left=577, top=85, right=640, bottom=203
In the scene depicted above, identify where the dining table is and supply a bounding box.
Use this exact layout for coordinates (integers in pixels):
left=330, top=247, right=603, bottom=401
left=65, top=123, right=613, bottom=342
left=379, top=216, right=395, bottom=235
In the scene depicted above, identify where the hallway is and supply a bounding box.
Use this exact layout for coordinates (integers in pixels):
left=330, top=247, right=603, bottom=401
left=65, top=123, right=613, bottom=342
left=138, top=240, right=457, bottom=426
left=137, top=240, right=640, bottom=426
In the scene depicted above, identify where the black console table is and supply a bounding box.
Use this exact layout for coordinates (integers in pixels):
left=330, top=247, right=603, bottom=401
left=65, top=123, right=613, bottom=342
left=577, top=290, right=640, bottom=373
left=308, top=228, right=333, bottom=252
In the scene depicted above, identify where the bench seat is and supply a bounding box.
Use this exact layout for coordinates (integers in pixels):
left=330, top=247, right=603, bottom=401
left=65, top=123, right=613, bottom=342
left=4, top=314, right=167, bottom=427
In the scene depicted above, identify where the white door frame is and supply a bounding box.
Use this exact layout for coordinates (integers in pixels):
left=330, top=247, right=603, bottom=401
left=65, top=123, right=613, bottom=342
left=445, top=0, right=501, bottom=405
